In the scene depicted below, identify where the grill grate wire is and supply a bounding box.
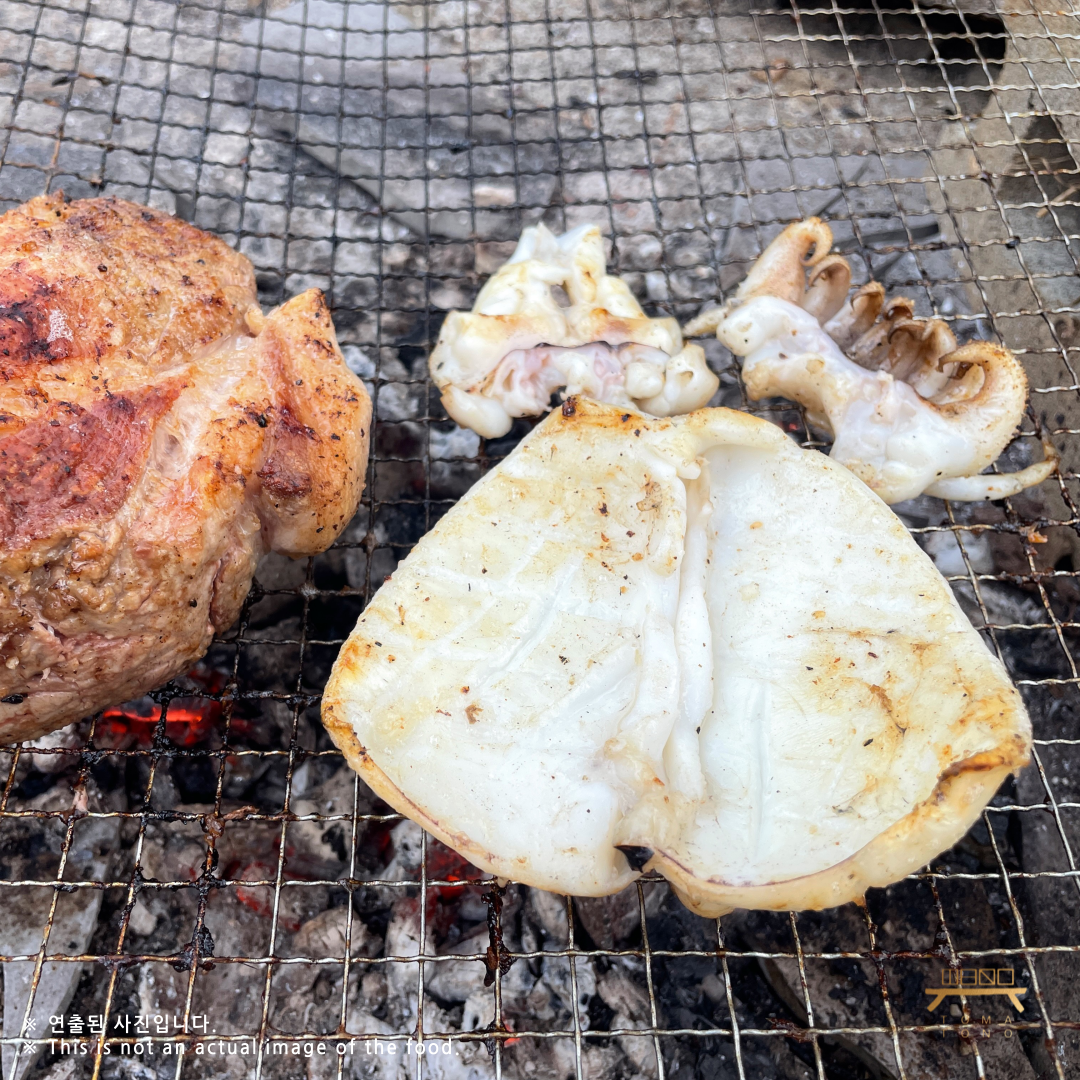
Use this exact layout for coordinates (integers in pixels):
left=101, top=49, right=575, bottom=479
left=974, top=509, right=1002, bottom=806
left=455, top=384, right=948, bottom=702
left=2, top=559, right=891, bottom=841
left=1, top=0, right=1080, bottom=1076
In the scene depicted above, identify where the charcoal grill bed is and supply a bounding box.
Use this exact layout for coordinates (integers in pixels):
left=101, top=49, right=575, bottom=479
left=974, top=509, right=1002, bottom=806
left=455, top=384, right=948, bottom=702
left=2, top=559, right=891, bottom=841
left=1, top=0, right=1080, bottom=1076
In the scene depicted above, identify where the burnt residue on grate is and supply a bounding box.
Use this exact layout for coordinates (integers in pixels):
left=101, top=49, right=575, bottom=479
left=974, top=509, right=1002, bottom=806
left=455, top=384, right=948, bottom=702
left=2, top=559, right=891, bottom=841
left=2, top=0, right=1080, bottom=1076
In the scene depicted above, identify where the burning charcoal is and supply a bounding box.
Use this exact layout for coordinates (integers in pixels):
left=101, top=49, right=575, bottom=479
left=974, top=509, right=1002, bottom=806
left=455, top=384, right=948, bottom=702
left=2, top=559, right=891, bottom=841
left=918, top=526, right=993, bottom=577
left=575, top=886, right=664, bottom=951
left=509, top=1039, right=582, bottom=1080
left=234, top=0, right=559, bottom=247
left=537, top=954, right=596, bottom=1031
left=646, top=893, right=817, bottom=1079
left=725, top=903, right=894, bottom=1070
left=187, top=934, right=267, bottom=1036
left=523, top=888, right=570, bottom=948
left=383, top=819, right=424, bottom=879
left=268, top=939, right=348, bottom=1042
left=357, top=967, right=388, bottom=1013
left=460, top=988, right=494, bottom=1036
left=578, top=1042, right=642, bottom=1080
left=427, top=932, right=489, bottom=1005
left=517, top=889, right=624, bottom=1057
left=364, top=898, right=498, bottom=1077
left=576, top=889, right=643, bottom=951
left=596, top=965, right=653, bottom=1023
left=382, top=898, right=430, bottom=1014
left=1014, top=752, right=1080, bottom=1075
left=244, top=552, right=310, bottom=638
left=285, top=763, right=371, bottom=880
left=597, top=964, right=661, bottom=1078
left=270, top=954, right=321, bottom=1005
left=753, top=947, right=896, bottom=1077
left=451, top=889, right=491, bottom=927
left=440, top=926, right=534, bottom=1036
left=125, top=898, right=158, bottom=938
left=729, top=892, right=1039, bottom=1079
left=38, top=1062, right=81, bottom=1080
left=247, top=0, right=473, bottom=242
left=376, top=821, right=497, bottom=952
left=2, top=785, right=118, bottom=1080
left=979, top=586, right=1071, bottom=687
left=138, top=820, right=206, bottom=886
left=21, top=723, right=84, bottom=776
left=3, top=0, right=1075, bottom=1078
left=339, top=1008, right=400, bottom=1080
left=286, top=906, right=375, bottom=960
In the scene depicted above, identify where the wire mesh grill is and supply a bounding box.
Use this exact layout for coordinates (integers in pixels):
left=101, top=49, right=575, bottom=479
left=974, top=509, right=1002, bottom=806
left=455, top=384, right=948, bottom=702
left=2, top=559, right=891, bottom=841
left=1, top=0, right=1079, bottom=1076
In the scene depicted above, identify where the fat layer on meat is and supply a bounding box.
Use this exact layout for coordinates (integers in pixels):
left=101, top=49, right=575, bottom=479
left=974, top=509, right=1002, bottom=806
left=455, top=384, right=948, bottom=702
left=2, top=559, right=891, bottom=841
left=323, top=398, right=1029, bottom=913
left=0, top=194, right=371, bottom=742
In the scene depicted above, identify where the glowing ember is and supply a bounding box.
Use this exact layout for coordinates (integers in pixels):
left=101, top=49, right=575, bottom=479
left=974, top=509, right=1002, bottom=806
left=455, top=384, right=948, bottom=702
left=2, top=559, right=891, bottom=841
left=96, top=662, right=231, bottom=748
left=423, top=839, right=486, bottom=941
left=233, top=861, right=281, bottom=922
left=425, top=839, right=484, bottom=885
left=99, top=703, right=221, bottom=748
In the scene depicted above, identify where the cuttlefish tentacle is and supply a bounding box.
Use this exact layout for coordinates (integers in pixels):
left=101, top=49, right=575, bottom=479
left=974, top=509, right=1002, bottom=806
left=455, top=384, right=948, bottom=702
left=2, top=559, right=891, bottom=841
left=683, top=218, right=1047, bottom=504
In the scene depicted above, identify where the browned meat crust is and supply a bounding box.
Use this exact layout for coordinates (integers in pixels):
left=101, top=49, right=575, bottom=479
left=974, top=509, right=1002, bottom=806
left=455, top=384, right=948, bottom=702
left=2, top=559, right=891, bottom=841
left=0, top=385, right=180, bottom=546
left=0, top=194, right=371, bottom=743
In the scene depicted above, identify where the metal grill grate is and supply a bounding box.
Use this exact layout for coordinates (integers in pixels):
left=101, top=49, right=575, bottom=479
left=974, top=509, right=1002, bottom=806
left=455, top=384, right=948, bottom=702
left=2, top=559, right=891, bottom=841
left=1, top=0, right=1080, bottom=1076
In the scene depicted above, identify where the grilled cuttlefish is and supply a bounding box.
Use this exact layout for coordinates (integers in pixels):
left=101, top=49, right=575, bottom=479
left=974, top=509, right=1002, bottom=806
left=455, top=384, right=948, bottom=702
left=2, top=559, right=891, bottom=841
left=685, top=218, right=1056, bottom=504
left=323, top=398, right=1030, bottom=914
left=429, top=223, right=718, bottom=438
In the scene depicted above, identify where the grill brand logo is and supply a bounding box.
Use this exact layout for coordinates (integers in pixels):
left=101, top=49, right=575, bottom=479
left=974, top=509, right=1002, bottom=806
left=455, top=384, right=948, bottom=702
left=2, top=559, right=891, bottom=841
left=925, top=968, right=1027, bottom=1012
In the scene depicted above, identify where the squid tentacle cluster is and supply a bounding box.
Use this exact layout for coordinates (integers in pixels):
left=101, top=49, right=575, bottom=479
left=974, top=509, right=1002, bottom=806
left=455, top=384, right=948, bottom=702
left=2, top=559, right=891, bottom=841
left=684, top=218, right=1057, bottom=504
left=429, top=223, right=719, bottom=438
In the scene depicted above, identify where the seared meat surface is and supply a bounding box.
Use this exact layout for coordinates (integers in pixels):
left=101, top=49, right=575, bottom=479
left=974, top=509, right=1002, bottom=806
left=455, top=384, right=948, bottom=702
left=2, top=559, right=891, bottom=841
left=0, top=194, right=371, bottom=742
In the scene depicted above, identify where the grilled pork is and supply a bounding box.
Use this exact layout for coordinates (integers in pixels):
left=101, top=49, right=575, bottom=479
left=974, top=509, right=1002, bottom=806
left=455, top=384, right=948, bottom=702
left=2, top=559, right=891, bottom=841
left=0, top=194, right=370, bottom=743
